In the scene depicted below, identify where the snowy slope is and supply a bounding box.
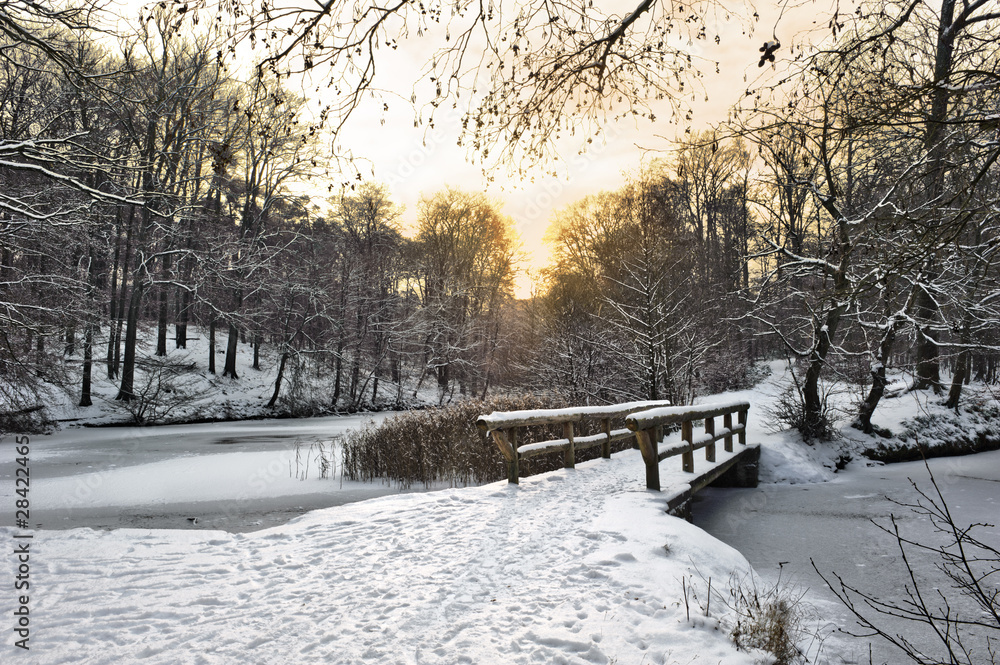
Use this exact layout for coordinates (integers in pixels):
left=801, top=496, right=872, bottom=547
left=4, top=450, right=762, bottom=665
left=43, top=324, right=435, bottom=428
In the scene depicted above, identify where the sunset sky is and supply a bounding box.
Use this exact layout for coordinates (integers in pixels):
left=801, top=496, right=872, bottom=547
left=291, top=0, right=828, bottom=297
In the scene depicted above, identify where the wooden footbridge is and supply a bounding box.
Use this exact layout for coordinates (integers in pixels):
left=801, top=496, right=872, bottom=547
left=477, top=400, right=758, bottom=518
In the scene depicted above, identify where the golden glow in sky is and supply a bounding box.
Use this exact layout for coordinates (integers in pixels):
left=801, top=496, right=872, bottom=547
left=301, top=1, right=825, bottom=298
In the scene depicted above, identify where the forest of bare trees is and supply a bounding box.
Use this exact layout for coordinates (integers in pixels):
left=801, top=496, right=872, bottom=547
left=1, top=0, right=998, bottom=434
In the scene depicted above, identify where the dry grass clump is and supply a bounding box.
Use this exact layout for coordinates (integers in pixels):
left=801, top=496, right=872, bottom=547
left=725, top=572, right=811, bottom=665
left=341, top=394, right=635, bottom=488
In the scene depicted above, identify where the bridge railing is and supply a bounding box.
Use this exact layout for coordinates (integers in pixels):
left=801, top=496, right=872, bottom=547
left=626, top=400, right=750, bottom=491
left=476, top=400, right=672, bottom=484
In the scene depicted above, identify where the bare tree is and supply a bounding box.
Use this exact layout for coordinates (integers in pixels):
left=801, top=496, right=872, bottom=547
left=218, top=0, right=738, bottom=171
left=409, top=188, right=518, bottom=403
left=333, top=182, right=405, bottom=409
left=739, top=0, right=1000, bottom=435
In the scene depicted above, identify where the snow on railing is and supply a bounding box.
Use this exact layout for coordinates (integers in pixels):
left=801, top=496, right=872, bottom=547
left=626, top=400, right=750, bottom=490
left=475, top=399, right=751, bottom=490
left=476, top=400, right=672, bottom=484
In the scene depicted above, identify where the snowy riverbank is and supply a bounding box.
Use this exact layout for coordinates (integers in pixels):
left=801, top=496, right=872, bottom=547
left=4, top=446, right=766, bottom=664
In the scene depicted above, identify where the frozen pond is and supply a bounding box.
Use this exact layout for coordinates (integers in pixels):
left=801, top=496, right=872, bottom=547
left=0, top=413, right=412, bottom=532
left=693, top=449, right=1000, bottom=665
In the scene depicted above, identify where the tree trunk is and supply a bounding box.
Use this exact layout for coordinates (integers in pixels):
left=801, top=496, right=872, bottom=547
left=801, top=189, right=853, bottom=439
left=267, top=350, right=289, bottom=408
left=332, top=343, right=343, bottom=407
left=107, top=207, right=124, bottom=379
left=208, top=318, right=216, bottom=374
left=175, top=288, right=189, bottom=349
left=116, top=283, right=145, bottom=401
left=913, top=279, right=941, bottom=392
left=913, top=0, right=958, bottom=390
left=64, top=326, right=75, bottom=357
left=855, top=319, right=899, bottom=434
left=118, top=116, right=156, bottom=395
left=394, top=352, right=404, bottom=407
left=349, top=356, right=360, bottom=405
left=79, top=324, right=93, bottom=407
left=945, top=346, right=970, bottom=410
left=223, top=286, right=243, bottom=377
left=156, top=285, right=169, bottom=356
left=112, top=205, right=135, bottom=378
left=945, top=317, right=972, bottom=410
left=436, top=363, right=449, bottom=405
left=223, top=322, right=239, bottom=379
left=156, top=253, right=171, bottom=356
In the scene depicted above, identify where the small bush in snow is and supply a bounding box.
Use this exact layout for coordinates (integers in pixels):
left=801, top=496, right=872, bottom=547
left=278, top=354, right=328, bottom=418
left=722, top=571, right=812, bottom=665
left=119, top=357, right=211, bottom=425
left=765, top=385, right=840, bottom=442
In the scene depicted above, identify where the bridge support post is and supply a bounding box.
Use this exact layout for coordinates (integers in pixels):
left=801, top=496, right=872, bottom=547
left=704, top=417, right=716, bottom=463
left=723, top=413, right=734, bottom=452
left=601, top=418, right=612, bottom=459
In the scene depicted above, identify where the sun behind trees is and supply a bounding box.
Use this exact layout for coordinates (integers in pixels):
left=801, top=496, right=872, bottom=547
left=537, top=145, right=756, bottom=407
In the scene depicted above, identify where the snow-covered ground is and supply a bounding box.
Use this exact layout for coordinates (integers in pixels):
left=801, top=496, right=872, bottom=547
left=1, top=359, right=997, bottom=663
left=4, top=444, right=764, bottom=664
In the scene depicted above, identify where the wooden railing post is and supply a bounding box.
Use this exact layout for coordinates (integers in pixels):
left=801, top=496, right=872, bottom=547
left=489, top=428, right=519, bottom=484
left=509, top=428, right=520, bottom=482
left=634, top=427, right=660, bottom=491
left=563, top=422, right=575, bottom=469
left=723, top=413, right=734, bottom=452
left=490, top=427, right=522, bottom=484
left=681, top=420, right=694, bottom=473
left=738, top=409, right=748, bottom=446
left=601, top=418, right=612, bottom=459
left=705, top=416, right=716, bottom=463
